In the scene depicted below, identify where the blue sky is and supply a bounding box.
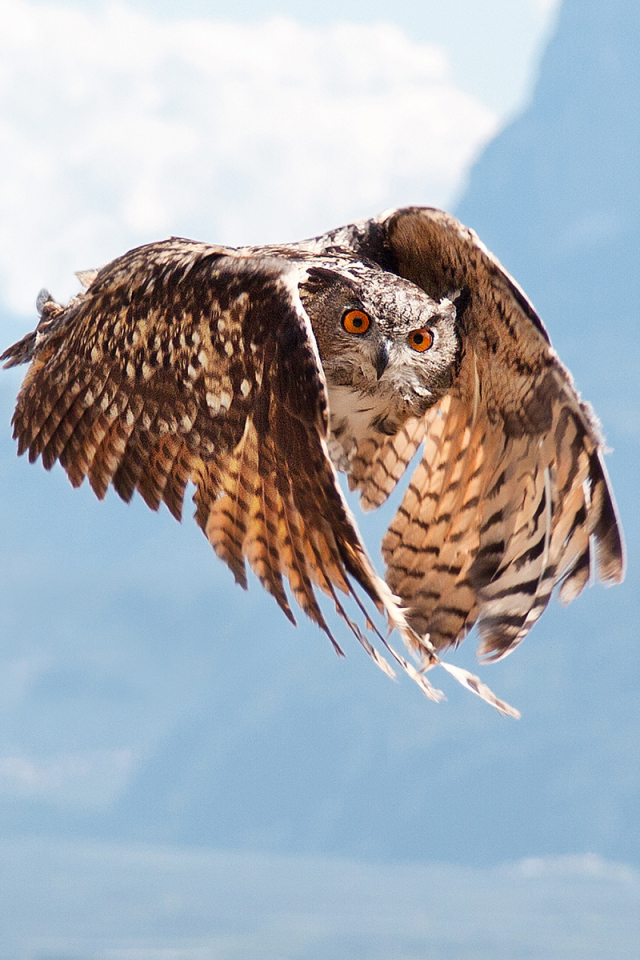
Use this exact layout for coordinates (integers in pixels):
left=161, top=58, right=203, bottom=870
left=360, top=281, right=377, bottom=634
left=4, top=2, right=638, bottom=956
left=0, top=0, right=625, bottom=844
left=2, top=840, right=638, bottom=959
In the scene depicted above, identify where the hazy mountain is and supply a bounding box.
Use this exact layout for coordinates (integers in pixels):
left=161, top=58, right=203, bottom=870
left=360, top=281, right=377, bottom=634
left=0, top=0, right=637, bottom=868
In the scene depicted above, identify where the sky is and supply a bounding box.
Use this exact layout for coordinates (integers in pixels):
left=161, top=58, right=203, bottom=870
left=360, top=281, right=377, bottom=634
left=2, top=840, right=638, bottom=959
left=0, top=0, right=560, bottom=317
left=8, top=3, right=637, bottom=956
left=34, top=0, right=561, bottom=116
left=0, top=0, right=565, bottom=810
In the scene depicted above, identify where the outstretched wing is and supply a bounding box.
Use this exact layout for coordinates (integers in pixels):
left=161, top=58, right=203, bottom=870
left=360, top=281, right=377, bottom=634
left=309, top=207, right=625, bottom=659
left=1, top=239, right=428, bottom=688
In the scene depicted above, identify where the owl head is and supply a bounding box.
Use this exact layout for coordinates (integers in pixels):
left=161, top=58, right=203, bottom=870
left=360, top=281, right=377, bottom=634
left=299, top=261, right=460, bottom=414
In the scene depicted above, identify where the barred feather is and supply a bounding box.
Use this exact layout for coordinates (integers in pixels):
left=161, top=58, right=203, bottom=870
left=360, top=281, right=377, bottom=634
left=317, top=207, right=624, bottom=662
left=2, top=239, right=450, bottom=704
left=2, top=206, right=624, bottom=717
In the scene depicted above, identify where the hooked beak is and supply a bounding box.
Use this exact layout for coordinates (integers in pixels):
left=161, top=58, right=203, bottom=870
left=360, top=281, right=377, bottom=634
left=375, top=340, right=391, bottom=380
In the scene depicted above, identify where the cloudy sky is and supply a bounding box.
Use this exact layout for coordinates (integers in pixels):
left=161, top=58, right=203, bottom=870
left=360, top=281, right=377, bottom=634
left=3, top=5, right=639, bottom=954
left=2, top=841, right=638, bottom=959
left=0, top=0, right=561, bottom=815
left=0, top=0, right=559, bottom=315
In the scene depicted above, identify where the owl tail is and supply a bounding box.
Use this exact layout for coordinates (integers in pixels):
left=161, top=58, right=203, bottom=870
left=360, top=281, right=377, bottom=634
left=430, top=659, right=520, bottom=718
left=391, top=619, right=520, bottom=718
left=383, top=629, right=521, bottom=718
left=357, top=586, right=520, bottom=717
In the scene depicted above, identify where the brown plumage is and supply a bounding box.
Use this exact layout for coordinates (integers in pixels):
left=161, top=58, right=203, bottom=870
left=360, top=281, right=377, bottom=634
left=1, top=208, right=625, bottom=716
left=311, top=208, right=624, bottom=659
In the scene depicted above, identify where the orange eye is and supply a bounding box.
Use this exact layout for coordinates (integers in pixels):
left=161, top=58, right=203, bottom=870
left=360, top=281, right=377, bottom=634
left=408, top=328, right=434, bottom=352
left=342, top=309, right=370, bottom=335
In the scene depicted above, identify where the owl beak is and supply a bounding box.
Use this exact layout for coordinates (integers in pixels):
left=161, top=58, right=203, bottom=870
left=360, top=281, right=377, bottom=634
left=375, top=340, right=391, bottom=380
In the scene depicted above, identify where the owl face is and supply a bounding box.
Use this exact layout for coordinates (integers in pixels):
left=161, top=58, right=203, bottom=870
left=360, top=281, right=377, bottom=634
left=299, top=263, right=460, bottom=413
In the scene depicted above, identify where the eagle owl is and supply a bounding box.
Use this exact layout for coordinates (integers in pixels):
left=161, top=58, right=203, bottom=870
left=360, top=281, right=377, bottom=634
left=1, top=208, right=625, bottom=716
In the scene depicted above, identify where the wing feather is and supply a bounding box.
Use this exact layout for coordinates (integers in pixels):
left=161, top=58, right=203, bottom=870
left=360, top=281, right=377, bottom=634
left=315, top=206, right=625, bottom=658
left=348, top=414, right=427, bottom=510
left=4, top=209, right=622, bottom=712
left=2, top=239, right=430, bottom=693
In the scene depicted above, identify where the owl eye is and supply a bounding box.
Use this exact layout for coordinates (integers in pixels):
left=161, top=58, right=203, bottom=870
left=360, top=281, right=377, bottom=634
left=342, top=309, right=370, bottom=335
left=408, top=328, right=434, bottom=352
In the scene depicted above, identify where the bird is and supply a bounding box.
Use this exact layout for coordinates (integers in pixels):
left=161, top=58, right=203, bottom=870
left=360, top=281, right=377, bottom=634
left=1, top=207, right=625, bottom=717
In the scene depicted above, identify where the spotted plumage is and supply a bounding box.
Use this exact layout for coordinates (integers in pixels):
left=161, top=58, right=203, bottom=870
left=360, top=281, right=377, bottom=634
left=1, top=207, right=625, bottom=716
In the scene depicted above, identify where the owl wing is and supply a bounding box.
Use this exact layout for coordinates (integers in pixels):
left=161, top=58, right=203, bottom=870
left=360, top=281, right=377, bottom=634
left=314, top=207, right=625, bottom=659
left=2, top=238, right=441, bottom=694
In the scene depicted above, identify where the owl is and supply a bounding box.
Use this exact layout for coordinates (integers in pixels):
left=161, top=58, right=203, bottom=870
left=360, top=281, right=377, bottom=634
left=1, top=207, right=625, bottom=716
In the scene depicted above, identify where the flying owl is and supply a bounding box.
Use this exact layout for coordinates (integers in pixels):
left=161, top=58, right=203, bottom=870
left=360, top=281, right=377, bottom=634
left=1, top=207, right=625, bottom=716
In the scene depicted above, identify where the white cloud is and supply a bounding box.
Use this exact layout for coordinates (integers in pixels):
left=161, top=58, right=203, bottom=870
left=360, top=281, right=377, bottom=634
left=0, top=747, right=135, bottom=806
left=531, top=0, right=562, bottom=26
left=0, top=0, right=497, bottom=315
left=0, top=656, right=50, bottom=712
left=516, top=853, right=638, bottom=883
